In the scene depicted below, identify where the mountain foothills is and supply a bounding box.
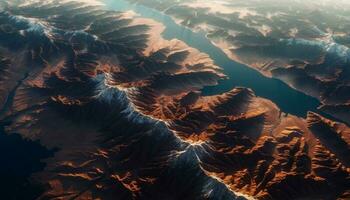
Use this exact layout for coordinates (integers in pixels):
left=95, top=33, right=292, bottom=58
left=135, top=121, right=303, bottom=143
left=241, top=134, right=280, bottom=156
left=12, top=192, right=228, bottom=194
left=129, top=0, right=350, bottom=124
left=0, top=0, right=349, bottom=200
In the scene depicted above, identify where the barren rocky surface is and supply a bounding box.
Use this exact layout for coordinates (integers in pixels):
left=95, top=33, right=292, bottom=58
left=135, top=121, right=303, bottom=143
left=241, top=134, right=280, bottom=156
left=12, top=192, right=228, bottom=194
left=128, top=0, right=350, bottom=124
left=0, top=1, right=349, bottom=199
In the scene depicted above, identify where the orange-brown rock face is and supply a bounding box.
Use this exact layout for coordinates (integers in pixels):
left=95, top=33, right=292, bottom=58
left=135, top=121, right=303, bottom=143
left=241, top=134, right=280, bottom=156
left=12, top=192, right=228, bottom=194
left=0, top=1, right=349, bottom=200
left=128, top=0, right=350, bottom=125
left=194, top=111, right=350, bottom=200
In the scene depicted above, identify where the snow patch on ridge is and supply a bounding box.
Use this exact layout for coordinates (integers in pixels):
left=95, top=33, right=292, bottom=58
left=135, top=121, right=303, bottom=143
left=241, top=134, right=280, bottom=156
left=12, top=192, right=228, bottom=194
left=284, top=37, right=350, bottom=63
left=8, top=14, right=54, bottom=37
left=93, top=74, right=158, bottom=125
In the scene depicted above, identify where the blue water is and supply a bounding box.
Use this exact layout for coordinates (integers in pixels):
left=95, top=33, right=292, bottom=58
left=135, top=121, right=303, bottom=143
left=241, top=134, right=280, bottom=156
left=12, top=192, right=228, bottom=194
left=104, top=0, right=321, bottom=118
left=0, top=122, right=55, bottom=199
left=0, top=73, right=54, bottom=199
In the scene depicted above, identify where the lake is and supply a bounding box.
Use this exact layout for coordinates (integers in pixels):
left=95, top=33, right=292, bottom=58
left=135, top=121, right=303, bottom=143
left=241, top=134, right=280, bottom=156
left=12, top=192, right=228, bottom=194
left=104, top=0, right=322, bottom=118
left=0, top=122, right=54, bottom=199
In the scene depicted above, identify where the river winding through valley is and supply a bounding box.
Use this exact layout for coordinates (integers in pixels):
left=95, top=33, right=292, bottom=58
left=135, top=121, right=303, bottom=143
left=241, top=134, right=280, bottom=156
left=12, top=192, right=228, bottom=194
left=104, top=0, right=328, bottom=119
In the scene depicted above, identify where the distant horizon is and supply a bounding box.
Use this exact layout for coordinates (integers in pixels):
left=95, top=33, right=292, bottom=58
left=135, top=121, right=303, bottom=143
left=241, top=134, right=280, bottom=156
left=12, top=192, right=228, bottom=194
left=0, top=0, right=349, bottom=199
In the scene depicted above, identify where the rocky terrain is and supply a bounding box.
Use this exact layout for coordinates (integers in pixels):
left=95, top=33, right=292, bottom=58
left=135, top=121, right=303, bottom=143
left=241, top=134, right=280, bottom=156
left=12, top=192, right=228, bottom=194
left=127, top=0, right=350, bottom=125
left=0, top=0, right=349, bottom=199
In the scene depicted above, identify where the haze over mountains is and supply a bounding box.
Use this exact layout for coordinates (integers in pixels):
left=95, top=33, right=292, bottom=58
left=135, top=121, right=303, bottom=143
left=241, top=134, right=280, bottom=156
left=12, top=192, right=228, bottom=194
left=0, top=0, right=349, bottom=200
left=129, top=0, right=350, bottom=125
